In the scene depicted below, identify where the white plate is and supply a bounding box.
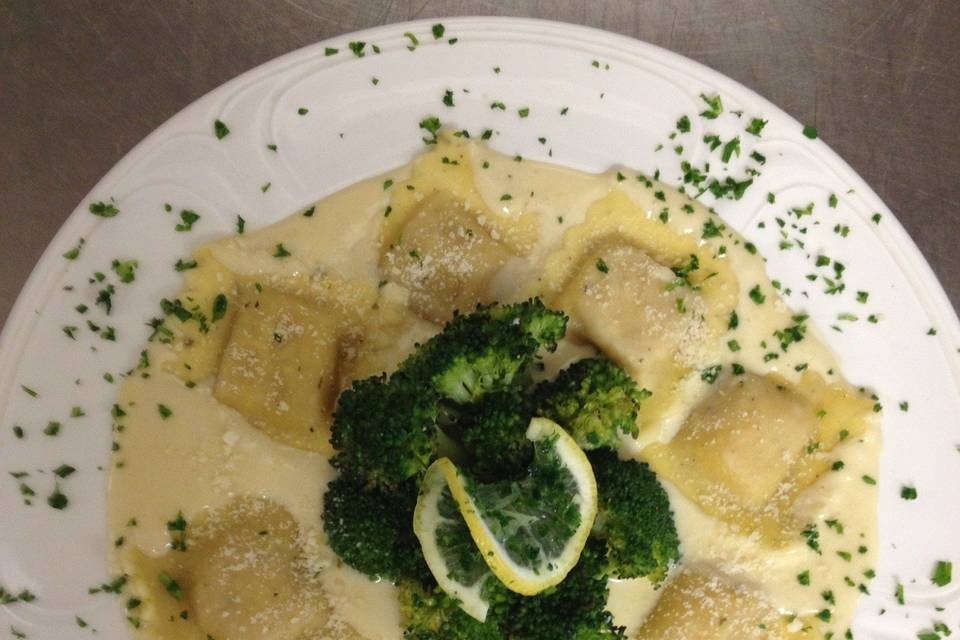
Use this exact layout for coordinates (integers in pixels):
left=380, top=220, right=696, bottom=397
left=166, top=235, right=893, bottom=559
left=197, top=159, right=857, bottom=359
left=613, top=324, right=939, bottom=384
left=1, top=17, right=958, bottom=639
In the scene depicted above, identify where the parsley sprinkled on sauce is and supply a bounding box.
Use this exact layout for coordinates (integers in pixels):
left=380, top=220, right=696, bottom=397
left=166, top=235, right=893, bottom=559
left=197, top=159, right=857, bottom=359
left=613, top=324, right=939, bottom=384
left=236, top=215, right=246, bottom=233
left=166, top=511, right=188, bottom=551
left=302, top=205, right=316, bottom=218
left=699, top=93, right=723, bottom=119
left=442, top=90, right=455, bottom=107
left=324, top=47, right=338, bottom=56
left=861, top=474, right=877, bottom=485
left=828, top=193, right=838, bottom=208
left=871, top=212, right=882, bottom=224
left=158, top=573, right=183, bottom=600
left=43, top=421, right=60, bottom=436
left=900, top=486, right=917, bottom=500
left=676, top=115, right=691, bottom=133
left=802, top=124, right=818, bottom=139
left=746, top=118, right=767, bottom=136
left=595, top=258, right=609, bottom=274
left=932, top=561, right=952, bottom=586
left=403, top=32, right=419, bottom=51
left=895, top=582, right=905, bottom=604
left=419, top=115, right=441, bottom=145
left=499, top=194, right=512, bottom=201
left=174, top=210, right=200, bottom=232
left=261, top=182, right=271, bottom=193
left=213, top=119, right=230, bottom=140
left=518, top=107, right=530, bottom=118
left=157, top=404, right=172, bottom=419
left=63, top=325, right=78, bottom=340
left=797, top=570, right=811, bottom=585
left=89, top=201, right=119, bottom=218
left=431, top=23, right=445, bottom=39
left=211, top=294, right=228, bottom=322
left=348, top=41, right=366, bottom=57
left=273, top=243, right=291, bottom=258
left=801, top=523, right=822, bottom=554
left=700, top=365, right=722, bottom=384
left=267, top=143, right=278, bottom=152
left=297, top=107, right=309, bottom=115
left=749, top=285, right=766, bottom=304
left=702, top=219, right=724, bottom=239
left=728, top=310, right=739, bottom=329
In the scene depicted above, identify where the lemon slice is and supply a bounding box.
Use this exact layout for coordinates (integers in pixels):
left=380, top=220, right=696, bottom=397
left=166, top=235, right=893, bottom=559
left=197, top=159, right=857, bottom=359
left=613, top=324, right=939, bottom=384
left=415, top=417, right=597, bottom=602
left=414, top=460, right=496, bottom=621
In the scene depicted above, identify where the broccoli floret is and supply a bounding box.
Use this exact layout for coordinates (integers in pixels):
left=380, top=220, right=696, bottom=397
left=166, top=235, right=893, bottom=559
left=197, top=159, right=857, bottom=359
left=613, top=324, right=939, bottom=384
left=588, top=450, right=680, bottom=583
left=404, top=300, right=568, bottom=405
left=490, top=298, right=567, bottom=353
left=460, top=390, right=535, bottom=481
left=490, top=538, right=625, bottom=639
left=535, top=357, right=644, bottom=450
left=400, top=582, right=506, bottom=640
left=331, top=371, right=440, bottom=488
left=322, top=474, right=428, bottom=583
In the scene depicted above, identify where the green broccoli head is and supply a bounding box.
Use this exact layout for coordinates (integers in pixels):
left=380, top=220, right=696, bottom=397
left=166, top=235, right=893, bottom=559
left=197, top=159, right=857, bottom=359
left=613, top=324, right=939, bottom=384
left=460, top=390, right=535, bottom=481
left=535, top=357, right=645, bottom=450
left=322, top=474, right=429, bottom=583
left=404, top=300, right=568, bottom=405
left=489, top=538, right=625, bottom=639
left=331, top=371, right=440, bottom=488
left=490, top=298, right=568, bottom=353
left=400, top=582, right=506, bottom=640
left=588, top=450, right=680, bottom=583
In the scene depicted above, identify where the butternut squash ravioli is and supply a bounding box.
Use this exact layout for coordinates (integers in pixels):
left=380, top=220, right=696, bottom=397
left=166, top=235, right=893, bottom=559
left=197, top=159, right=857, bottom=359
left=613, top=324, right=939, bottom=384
left=107, top=134, right=879, bottom=640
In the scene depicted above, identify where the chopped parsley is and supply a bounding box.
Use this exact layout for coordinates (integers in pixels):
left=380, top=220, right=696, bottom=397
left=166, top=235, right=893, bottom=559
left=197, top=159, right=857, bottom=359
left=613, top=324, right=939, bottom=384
left=748, top=285, right=766, bottom=304
left=211, top=294, right=228, bottom=322
left=47, top=485, right=68, bottom=510
left=797, top=570, right=811, bottom=586
left=419, top=115, right=441, bottom=145
left=236, top=215, right=246, bottom=233
left=699, top=93, right=723, bottom=119
left=746, top=118, right=767, bottom=136
left=273, top=243, right=291, bottom=258
left=53, top=464, right=76, bottom=478
left=89, top=201, right=119, bottom=218
left=297, top=107, right=309, bottom=115
left=595, top=258, right=609, bottom=274
left=174, top=210, right=200, bottom=232
left=213, top=119, right=230, bottom=140
left=442, top=89, right=455, bottom=107
left=720, top=136, right=740, bottom=162
left=63, top=238, right=85, bottom=260
left=111, top=259, right=138, bottom=283
left=348, top=41, right=365, bottom=57
left=518, top=107, right=530, bottom=118
left=157, top=404, right=172, bottom=419
left=158, top=572, right=183, bottom=600
left=174, top=258, right=197, bottom=272
left=431, top=23, right=445, bottom=39
left=932, top=561, right=953, bottom=587
left=802, top=124, right=818, bottom=139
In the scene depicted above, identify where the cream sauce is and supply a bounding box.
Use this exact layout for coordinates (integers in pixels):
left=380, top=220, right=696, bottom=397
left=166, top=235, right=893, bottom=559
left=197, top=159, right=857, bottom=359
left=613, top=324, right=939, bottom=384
left=108, top=137, right=878, bottom=639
